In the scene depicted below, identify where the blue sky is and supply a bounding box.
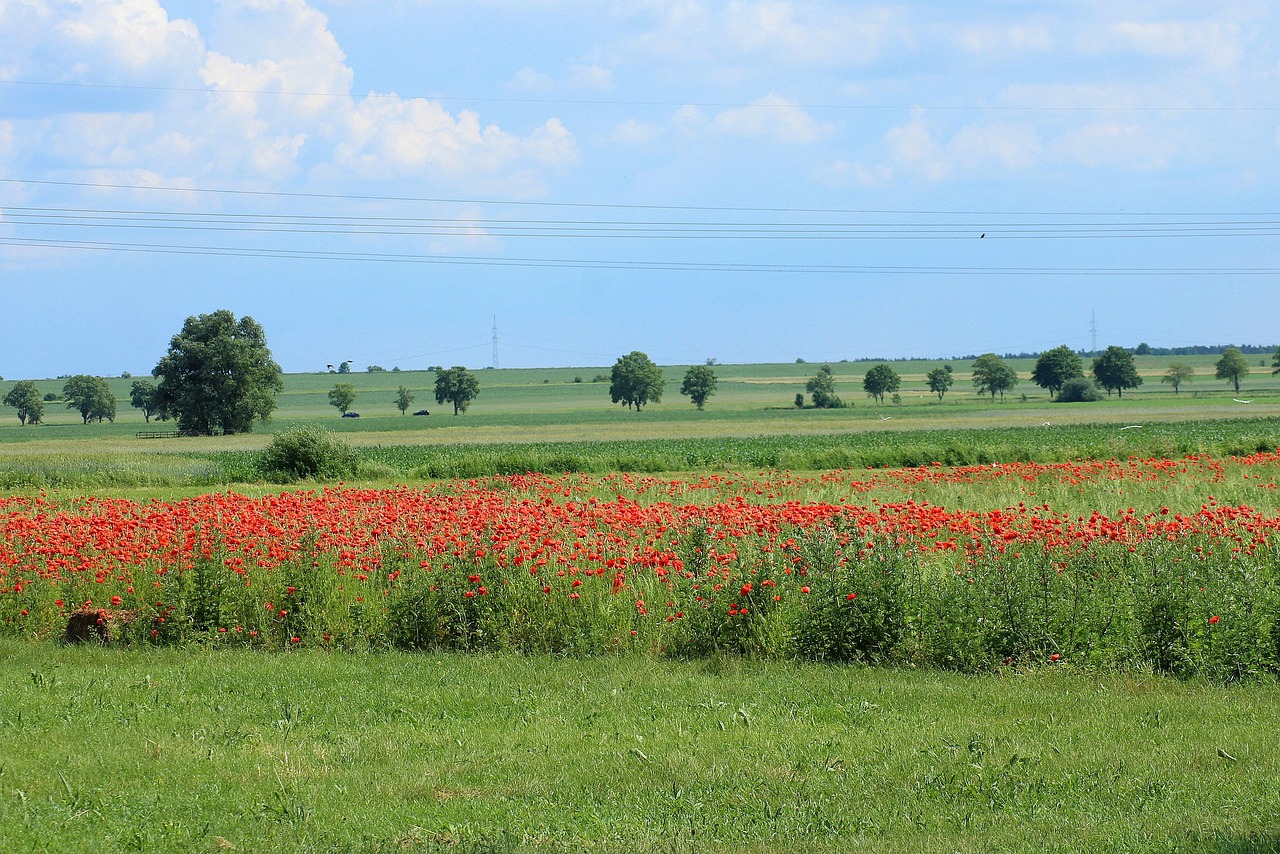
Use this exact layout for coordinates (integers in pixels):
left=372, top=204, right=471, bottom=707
left=1, top=0, right=1278, bottom=377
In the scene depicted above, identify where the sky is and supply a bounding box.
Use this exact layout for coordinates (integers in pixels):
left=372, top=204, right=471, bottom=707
left=1, top=0, right=1278, bottom=378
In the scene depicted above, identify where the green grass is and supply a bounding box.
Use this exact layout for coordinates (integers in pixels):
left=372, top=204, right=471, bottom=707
left=2, top=641, right=1278, bottom=853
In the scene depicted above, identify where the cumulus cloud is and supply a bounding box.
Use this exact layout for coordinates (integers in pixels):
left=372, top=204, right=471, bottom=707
left=610, top=118, right=661, bottom=144
left=0, top=0, right=578, bottom=194
left=882, top=111, right=1042, bottom=181
left=711, top=94, right=833, bottom=144
left=619, top=0, right=906, bottom=67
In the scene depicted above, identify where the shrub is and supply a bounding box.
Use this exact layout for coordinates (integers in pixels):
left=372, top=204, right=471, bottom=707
left=258, top=426, right=359, bottom=481
left=1057, top=377, right=1102, bottom=402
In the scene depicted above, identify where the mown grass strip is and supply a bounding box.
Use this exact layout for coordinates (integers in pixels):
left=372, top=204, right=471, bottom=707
left=2, top=642, right=1278, bottom=853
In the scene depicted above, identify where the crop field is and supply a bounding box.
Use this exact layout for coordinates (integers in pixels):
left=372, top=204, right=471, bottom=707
left=1, top=359, right=1279, bottom=851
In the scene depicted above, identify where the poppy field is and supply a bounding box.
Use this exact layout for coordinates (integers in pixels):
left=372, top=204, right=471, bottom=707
left=4, top=449, right=1280, bottom=680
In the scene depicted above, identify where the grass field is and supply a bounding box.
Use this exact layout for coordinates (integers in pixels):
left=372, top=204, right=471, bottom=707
left=3, top=642, right=1280, bottom=853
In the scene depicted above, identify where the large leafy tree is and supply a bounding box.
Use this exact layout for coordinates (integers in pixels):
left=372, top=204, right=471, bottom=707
left=153, top=310, right=284, bottom=435
left=1214, top=347, right=1250, bottom=394
left=3, top=381, right=44, bottom=425
left=1161, top=363, right=1194, bottom=394
left=971, top=353, right=1018, bottom=401
left=1272, top=346, right=1280, bottom=376
left=679, top=364, right=717, bottom=410
left=1030, top=345, right=1083, bottom=399
left=862, top=363, right=900, bottom=404
left=610, top=351, right=665, bottom=411
left=328, top=383, right=357, bottom=415
left=434, top=366, right=480, bottom=415
left=805, top=365, right=840, bottom=409
left=926, top=365, right=953, bottom=400
left=1091, top=345, right=1142, bottom=397
left=62, top=375, right=116, bottom=423
left=129, top=379, right=162, bottom=423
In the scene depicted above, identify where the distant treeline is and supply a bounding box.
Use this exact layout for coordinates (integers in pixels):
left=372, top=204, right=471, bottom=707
left=845, top=342, right=1280, bottom=365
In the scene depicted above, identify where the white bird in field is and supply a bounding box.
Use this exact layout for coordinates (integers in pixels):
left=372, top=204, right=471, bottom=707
left=880, top=415, right=892, bottom=421
left=1121, top=425, right=1142, bottom=430
left=1233, top=399, right=1252, bottom=404
left=1041, top=421, right=1051, bottom=426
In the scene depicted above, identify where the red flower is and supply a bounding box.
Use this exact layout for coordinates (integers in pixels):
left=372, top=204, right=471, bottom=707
left=1209, top=615, right=1221, bottom=625
left=846, top=592, right=857, bottom=601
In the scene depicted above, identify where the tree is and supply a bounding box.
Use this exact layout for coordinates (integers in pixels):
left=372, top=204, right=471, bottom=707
left=1031, top=345, right=1083, bottom=399
left=926, top=366, right=953, bottom=401
left=679, top=365, right=717, bottom=410
left=152, top=310, right=284, bottom=435
left=3, top=381, right=44, bottom=425
left=1214, top=347, right=1250, bottom=394
left=805, top=365, right=841, bottom=409
left=395, top=386, right=415, bottom=415
left=1161, top=363, right=1194, bottom=394
left=971, top=353, right=1018, bottom=401
left=862, top=363, right=900, bottom=404
left=434, top=366, right=480, bottom=415
left=129, top=379, right=162, bottom=423
left=328, top=383, right=357, bottom=415
left=609, top=351, right=665, bottom=411
left=62, top=375, right=116, bottom=423
left=1091, top=346, right=1142, bottom=397
left=1272, top=346, right=1280, bottom=376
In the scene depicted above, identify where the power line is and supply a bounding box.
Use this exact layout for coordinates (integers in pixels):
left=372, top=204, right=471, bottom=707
left=3, top=235, right=1277, bottom=275
left=4, top=176, right=1276, bottom=218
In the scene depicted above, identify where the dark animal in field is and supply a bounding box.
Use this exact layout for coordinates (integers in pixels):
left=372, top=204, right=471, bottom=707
left=413, top=409, right=430, bottom=416
left=341, top=412, right=360, bottom=418
left=64, top=608, right=135, bottom=644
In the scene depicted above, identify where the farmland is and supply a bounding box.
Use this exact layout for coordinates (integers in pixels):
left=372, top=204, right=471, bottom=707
left=1, top=357, right=1279, bottom=851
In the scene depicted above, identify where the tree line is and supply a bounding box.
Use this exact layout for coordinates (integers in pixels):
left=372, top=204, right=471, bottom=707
left=3, top=312, right=1279, bottom=428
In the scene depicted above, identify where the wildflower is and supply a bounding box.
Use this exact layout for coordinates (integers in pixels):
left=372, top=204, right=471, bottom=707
left=800, top=586, right=811, bottom=594
left=846, top=592, right=857, bottom=601
left=1209, top=615, right=1221, bottom=625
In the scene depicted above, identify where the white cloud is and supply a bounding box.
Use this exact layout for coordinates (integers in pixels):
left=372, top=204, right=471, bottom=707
left=883, top=112, right=949, bottom=180
left=618, top=0, right=905, bottom=67
left=0, top=0, right=579, bottom=193
left=1084, top=20, right=1244, bottom=69
left=882, top=112, right=1042, bottom=181
left=1050, top=123, right=1172, bottom=171
left=947, top=23, right=1053, bottom=55
left=711, top=94, right=832, bottom=144
left=610, top=118, right=660, bottom=144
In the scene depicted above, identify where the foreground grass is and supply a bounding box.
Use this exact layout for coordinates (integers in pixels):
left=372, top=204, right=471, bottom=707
left=2, top=642, right=1278, bottom=853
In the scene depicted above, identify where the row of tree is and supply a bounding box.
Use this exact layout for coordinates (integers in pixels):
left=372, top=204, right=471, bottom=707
left=795, top=344, right=1280, bottom=409
left=4, top=311, right=1279, bottom=429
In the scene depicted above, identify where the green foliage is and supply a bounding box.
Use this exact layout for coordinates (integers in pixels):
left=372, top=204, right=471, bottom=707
left=1031, top=345, right=1084, bottom=398
left=792, top=533, right=908, bottom=663
left=1056, top=376, right=1102, bottom=402
left=61, top=375, right=116, bottom=424
left=609, top=351, right=665, bottom=411
left=394, top=385, right=415, bottom=414
left=1215, top=346, right=1250, bottom=394
left=258, top=426, right=358, bottom=481
left=153, top=310, right=284, bottom=435
left=434, top=366, right=480, bottom=415
left=1092, top=345, right=1143, bottom=397
left=971, top=353, right=1018, bottom=401
left=3, top=380, right=44, bottom=425
left=679, top=364, right=718, bottom=410
left=327, top=382, right=357, bottom=415
left=128, top=379, right=162, bottom=423
left=862, top=363, right=901, bottom=404
left=1162, top=362, right=1195, bottom=394
left=926, top=366, right=953, bottom=400
left=805, top=364, right=841, bottom=408
left=1273, top=346, right=1280, bottom=375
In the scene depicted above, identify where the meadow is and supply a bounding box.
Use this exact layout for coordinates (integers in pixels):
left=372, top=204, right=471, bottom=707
left=1, top=356, right=1279, bottom=851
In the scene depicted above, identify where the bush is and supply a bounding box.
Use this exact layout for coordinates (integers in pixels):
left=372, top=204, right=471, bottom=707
left=258, top=426, right=359, bottom=481
left=1057, top=377, right=1102, bottom=402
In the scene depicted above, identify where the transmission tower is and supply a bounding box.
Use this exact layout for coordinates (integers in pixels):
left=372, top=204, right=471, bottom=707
left=491, top=317, right=499, bottom=369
